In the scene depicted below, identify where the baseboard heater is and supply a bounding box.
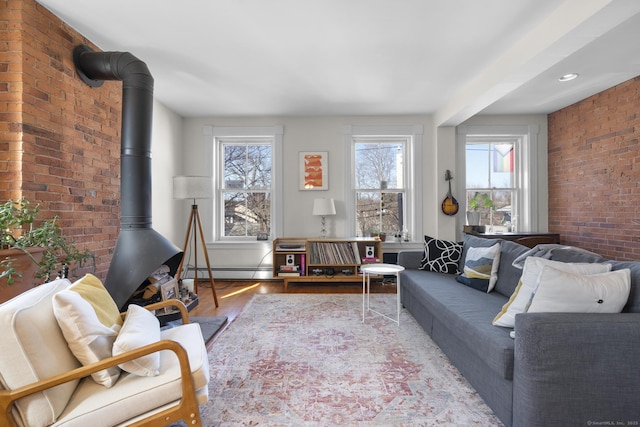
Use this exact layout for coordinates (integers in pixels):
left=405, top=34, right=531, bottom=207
left=184, top=266, right=273, bottom=280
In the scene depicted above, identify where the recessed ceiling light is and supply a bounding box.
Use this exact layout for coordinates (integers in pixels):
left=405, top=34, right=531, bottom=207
left=559, top=73, right=579, bottom=82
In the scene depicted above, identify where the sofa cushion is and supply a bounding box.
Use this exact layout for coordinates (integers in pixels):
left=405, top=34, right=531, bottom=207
left=549, top=246, right=606, bottom=264
left=53, top=274, right=123, bottom=388
left=493, top=257, right=612, bottom=328
left=401, top=270, right=515, bottom=380
left=53, top=323, right=210, bottom=426
left=0, top=278, right=81, bottom=427
left=419, top=235, right=462, bottom=274
left=528, top=266, right=631, bottom=314
left=112, top=304, right=161, bottom=376
left=456, top=243, right=501, bottom=292
left=493, top=240, right=531, bottom=298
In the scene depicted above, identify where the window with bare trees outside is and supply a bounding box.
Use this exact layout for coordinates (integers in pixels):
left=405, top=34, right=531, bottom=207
left=353, top=137, right=409, bottom=239
left=209, top=126, right=282, bottom=242
left=345, top=125, right=422, bottom=242
left=218, top=138, right=273, bottom=239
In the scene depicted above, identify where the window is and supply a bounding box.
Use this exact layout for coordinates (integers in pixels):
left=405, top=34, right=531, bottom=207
left=354, top=138, right=407, bottom=237
left=220, top=139, right=272, bottom=237
left=209, top=126, right=283, bottom=241
left=465, top=140, right=516, bottom=232
left=345, top=125, right=423, bottom=241
left=458, top=125, right=539, bottom=233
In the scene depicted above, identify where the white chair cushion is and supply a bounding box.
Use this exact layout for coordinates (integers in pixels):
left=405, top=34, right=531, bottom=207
left=52, top=323, right=209, bottom=426
left=112, top=304, right=161, bottom=376
left=0, top=278, right=80, bottom=427
left=52, top=274, right=123, bottom=388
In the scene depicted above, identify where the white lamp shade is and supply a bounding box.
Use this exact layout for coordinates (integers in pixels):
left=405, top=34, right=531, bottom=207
left=173, top=176, right=213, bottom=199
left=312, top=198, right=336, bottom=216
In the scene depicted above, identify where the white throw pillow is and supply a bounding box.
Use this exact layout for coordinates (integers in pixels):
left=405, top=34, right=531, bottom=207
left=52, top=274, right=123, bottom=388
left=492, top=258, right=611, bottom=328
left=527, top=266, right=631, bottom=313
left=113, top=304, right=161, bottom=376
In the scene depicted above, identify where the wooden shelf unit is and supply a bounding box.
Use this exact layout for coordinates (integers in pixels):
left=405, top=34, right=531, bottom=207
left=273, top=238, right=383, bottom=290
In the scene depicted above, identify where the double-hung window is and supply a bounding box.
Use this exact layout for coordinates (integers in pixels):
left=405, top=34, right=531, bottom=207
left=345, top=125, right=423, bottom=241
left=465, top=140, right=517, bottom=231
left=210, top=126, right=283, bottom=241
left=459, top=125, right=539, bottom=232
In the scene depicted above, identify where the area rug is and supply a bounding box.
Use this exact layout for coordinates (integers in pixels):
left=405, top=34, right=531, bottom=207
left=197, top=294, right=503, bottom=426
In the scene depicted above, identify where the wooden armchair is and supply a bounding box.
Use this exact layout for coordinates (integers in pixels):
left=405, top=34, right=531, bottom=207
left=0, top=278, right=209, bottom=427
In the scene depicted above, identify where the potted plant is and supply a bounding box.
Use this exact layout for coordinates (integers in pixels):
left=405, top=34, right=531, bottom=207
left=1, top=198, right=92, bottom=301
left=369, top=228, right=386, bottom=242
left=466, top=192, right=494, bottom=226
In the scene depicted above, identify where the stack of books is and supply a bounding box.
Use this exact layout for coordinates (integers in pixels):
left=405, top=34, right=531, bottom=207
left=277, top=265, right=301, bottom=277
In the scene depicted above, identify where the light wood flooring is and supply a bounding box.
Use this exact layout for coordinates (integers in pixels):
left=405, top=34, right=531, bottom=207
left=190, top=278, right=397, bottom=343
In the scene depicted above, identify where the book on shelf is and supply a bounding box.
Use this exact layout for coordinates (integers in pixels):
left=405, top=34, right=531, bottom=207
left=279, top=265, right=300, bottom=271
left=308, top=241, right=360, bottom=265
left=361, top=257, right=379, bottom=263
left=351, top=241, right=361, bottom=263
left=277, top=271, right=301, bottom=277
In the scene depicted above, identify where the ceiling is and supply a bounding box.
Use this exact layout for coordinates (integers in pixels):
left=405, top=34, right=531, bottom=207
left=37, top=0, right=640, bottom=125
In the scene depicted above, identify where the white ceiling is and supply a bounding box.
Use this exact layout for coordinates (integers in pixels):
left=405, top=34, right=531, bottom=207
left=37, top=0, right=640, bottom=125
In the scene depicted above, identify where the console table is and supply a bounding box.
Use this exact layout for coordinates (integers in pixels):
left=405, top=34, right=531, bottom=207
left=465, top=230, right=560, bottom=248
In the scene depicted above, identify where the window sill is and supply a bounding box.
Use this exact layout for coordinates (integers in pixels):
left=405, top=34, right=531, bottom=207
left=382, top=241, right=423, bottom=252
left=208, top=240, right=272, bottom=249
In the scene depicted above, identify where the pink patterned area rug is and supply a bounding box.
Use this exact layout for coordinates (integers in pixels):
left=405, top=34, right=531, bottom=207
left=200, top=294, right=503, bottom=426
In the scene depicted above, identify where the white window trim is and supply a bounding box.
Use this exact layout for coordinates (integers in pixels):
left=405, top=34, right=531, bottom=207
left=456, top=124, right=538, bottom=232
left=343, top=125, right=423, bottom=242
left=204, top=125, right=283, bottom=243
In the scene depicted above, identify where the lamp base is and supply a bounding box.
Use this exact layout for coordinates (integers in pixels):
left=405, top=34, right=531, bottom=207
left=320, top=215, right=327, bottom=238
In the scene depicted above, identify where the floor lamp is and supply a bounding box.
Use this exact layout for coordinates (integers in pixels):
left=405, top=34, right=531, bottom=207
left=173, top=176, right=219, bottom=307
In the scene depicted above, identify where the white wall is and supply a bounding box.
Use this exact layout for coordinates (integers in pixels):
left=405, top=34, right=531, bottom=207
left=153, top=111, right=548, bottom=278
left=182, top=115, right=435, bottom=237
left=151, top=100, right=184, bottom=246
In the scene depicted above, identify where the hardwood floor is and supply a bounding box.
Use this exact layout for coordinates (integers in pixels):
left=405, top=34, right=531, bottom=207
left=190, top=278, right=397, bottom=344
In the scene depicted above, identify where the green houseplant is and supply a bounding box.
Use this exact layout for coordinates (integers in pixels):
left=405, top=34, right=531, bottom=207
left=0, top=199, right=92, bottom=294
left=466, top=192, right=494, bottom=226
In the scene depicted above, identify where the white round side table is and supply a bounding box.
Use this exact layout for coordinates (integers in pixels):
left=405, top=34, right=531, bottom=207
left=360, top=263, right=405, bottom=324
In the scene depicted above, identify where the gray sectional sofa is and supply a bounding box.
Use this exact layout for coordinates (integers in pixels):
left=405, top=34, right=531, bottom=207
left=398, top=235, right=640, bottom=427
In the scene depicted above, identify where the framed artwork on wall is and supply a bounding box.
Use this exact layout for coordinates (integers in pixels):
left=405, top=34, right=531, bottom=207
left=300, top=151, right=328, bottom=190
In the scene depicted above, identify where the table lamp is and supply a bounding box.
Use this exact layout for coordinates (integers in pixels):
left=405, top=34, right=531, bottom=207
left=312, top=198, right=336, bottom=238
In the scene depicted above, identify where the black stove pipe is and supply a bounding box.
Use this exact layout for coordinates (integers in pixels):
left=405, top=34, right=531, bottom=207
left=73, top=45, right=182, bottom=309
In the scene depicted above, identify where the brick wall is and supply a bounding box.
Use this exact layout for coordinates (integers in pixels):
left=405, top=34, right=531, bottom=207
left=0, top=0, right=121, bottom=279
left=548, top=76, right=640, bottom=261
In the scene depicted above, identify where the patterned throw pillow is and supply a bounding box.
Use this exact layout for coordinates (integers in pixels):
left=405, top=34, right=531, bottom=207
left=419, top=236, right=463, bottom=274
left=456, top=243, right=501, bottom=292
